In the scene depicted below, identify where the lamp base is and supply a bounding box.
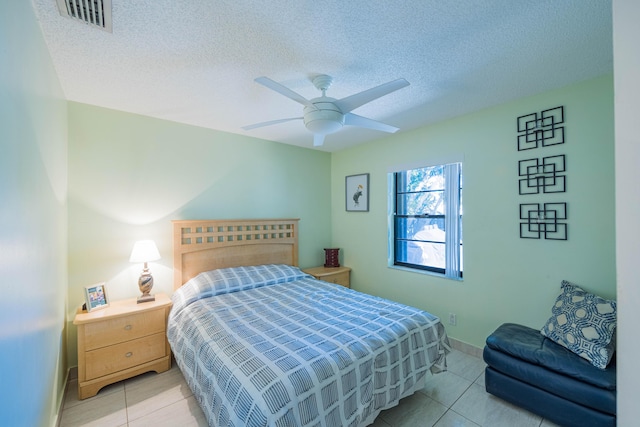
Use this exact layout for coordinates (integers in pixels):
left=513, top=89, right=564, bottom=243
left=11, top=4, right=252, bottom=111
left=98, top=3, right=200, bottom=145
left=137, top=294, right=155, bottom=304
left=137, top=271, right=155, bottom=304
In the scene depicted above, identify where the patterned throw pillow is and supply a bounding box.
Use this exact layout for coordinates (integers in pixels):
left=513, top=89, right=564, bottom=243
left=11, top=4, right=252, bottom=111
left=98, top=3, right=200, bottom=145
left=541, top=280, right=616, bottom=369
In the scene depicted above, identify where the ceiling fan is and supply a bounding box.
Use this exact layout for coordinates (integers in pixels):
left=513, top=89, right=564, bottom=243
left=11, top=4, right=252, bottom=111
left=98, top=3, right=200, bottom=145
left=242, top=74, right=410, bottom=147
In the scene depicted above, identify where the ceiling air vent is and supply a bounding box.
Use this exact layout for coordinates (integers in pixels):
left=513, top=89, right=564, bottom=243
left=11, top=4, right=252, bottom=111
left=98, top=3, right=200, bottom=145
left=56, top=0, right=112, bottom=32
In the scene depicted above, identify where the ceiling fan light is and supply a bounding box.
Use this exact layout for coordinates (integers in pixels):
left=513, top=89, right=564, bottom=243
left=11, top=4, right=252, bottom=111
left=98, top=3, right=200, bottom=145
left=305, top=119, right=343, bottom=134
left=304, top=104, right=344, bottom=134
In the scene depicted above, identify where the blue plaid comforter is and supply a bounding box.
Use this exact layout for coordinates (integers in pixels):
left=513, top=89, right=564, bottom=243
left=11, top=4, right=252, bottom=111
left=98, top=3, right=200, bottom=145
left=168, top=264, right=450, bottom=427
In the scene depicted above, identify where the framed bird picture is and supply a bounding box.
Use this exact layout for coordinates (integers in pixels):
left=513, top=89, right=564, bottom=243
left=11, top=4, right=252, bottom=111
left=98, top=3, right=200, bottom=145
left=346, top=173, right=369, bottom=212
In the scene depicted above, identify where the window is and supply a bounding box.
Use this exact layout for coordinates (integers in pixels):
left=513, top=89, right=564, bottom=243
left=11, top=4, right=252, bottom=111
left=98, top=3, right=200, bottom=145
left=391, top=162, right=462, bottom=279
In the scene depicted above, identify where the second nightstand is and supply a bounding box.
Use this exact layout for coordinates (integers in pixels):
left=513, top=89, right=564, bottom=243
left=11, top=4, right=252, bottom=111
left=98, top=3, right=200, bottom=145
left=73, top=293, right=172, bottom=399
left=303, top=266, right=351, bottom=288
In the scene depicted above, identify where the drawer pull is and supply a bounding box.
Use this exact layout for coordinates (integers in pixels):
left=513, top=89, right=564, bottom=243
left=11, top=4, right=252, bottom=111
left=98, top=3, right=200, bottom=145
left=125, top=352, right=133, bottom=358
left=124, top=325, right=132, bottom=331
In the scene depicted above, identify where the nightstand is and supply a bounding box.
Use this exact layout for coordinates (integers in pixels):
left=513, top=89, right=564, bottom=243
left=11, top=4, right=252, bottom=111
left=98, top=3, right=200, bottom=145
left=73, top=293, right=172, bottom=399
left=303, top=266, right=351, bottom=288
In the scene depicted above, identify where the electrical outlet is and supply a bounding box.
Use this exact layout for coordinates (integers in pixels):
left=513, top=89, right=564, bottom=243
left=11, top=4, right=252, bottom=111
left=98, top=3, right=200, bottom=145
left=448, top=313, right=457, bottom=326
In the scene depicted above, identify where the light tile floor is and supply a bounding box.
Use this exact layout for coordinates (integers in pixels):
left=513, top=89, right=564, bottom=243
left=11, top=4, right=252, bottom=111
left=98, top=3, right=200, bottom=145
left=59, top=350, right=561, bottom=427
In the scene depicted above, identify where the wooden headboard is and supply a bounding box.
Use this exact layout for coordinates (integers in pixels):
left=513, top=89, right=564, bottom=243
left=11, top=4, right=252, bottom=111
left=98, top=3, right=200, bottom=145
left=172, top=218, right=299, bottom=289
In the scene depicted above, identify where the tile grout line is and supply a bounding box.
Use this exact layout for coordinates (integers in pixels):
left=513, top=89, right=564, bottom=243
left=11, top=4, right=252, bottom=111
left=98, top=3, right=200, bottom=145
left=443, top=369, right=481, bottom=425
left=124, top=380, right=130, bottom=426
left=430, top=408, right=448, bottom=427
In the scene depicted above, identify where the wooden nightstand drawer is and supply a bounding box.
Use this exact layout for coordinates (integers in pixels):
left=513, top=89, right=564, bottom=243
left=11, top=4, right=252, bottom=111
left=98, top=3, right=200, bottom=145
left=74, top=294, right=172, bottom=399
left=84, top=309, right=165, bottom=350
left=325, top=270, right=349, bottom=287
left=85, top=332, right=167, bottom=380
left=303, top=266, right=351, bottom=288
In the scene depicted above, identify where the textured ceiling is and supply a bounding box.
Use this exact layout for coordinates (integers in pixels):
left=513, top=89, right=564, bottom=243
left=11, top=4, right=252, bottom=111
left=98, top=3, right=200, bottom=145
left=31, top=0, right=612, bottom=152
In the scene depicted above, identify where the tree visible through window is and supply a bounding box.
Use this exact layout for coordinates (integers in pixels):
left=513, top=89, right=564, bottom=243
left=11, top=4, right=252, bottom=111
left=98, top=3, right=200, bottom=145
left=392, top=162, right=462, bottom=278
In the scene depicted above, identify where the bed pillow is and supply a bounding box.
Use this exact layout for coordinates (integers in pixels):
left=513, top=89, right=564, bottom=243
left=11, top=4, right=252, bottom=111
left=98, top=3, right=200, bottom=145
left=172, top=264, right=311, bottom=314
left=540, top=280, right=616, bottom=369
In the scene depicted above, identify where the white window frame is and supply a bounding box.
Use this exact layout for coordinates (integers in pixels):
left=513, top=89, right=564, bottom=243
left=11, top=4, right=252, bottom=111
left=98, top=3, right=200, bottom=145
left=387, top=161, right=463, bottom=280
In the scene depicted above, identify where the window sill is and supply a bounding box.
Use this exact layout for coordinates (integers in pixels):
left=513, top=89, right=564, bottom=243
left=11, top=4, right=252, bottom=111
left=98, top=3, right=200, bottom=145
left=387, top=264, right=463, bottom=282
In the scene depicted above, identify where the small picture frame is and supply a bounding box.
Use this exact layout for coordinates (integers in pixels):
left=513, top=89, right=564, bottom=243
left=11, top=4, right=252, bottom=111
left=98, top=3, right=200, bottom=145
left=346, top=173, right=369, bottom=212
left=84, top=282, right=109, bottom=312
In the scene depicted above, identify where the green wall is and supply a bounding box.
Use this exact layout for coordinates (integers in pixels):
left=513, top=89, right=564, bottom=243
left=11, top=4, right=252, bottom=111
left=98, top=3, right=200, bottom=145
left=66, top=103, right=332, bottom=366
left=0, top=2, right=69, bottom=426
left=331, top=75, right=615, bottom=348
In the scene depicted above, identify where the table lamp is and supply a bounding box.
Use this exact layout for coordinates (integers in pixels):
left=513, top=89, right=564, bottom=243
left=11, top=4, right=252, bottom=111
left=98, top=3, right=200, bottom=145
left=129, top=240, right=161, bottom=303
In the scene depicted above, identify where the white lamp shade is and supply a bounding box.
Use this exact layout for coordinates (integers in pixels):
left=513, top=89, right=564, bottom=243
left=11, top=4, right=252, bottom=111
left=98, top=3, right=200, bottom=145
left=129, top=240, right=161, bottom=263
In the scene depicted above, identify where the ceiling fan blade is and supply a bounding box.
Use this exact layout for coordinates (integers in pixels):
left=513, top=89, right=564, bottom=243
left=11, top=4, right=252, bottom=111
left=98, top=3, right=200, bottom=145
left=242, top=117, right=302, bottom=131
left=313, top=134, right=326, bottom=147
left=335, top=78, right=410, bottom=113
left=344, top=113, right=400, bottom=133
left=254, top=77, right=316, bottom=109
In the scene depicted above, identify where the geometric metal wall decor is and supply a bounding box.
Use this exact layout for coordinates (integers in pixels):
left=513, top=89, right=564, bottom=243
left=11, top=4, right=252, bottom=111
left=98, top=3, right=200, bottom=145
left=516, top=105, right=568, bottom=240
left=519, top=202, right=568, bottom=240
left=518, top=155, right=566, bottom=195
left=517, top=106, right=565, bottom=151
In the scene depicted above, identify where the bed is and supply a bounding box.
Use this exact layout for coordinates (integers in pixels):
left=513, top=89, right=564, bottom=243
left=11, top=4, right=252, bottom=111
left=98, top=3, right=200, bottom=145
left=168, top=219, right=450, bottom=426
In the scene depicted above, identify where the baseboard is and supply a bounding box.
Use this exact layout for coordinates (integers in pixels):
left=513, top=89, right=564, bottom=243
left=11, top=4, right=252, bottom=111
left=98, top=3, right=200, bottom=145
left=449, top=337, right=483, bottom=359
left=54, top=367, right=77, bottom=427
